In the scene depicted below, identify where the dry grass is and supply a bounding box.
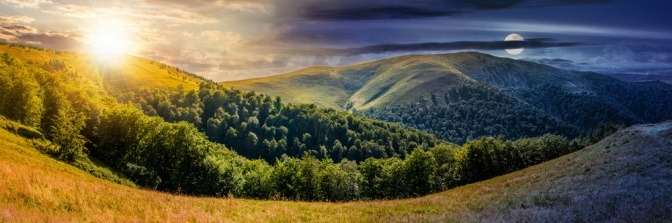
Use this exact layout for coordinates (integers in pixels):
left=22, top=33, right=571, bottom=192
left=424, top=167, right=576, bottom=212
left=2, top=118, right=671, bottom=222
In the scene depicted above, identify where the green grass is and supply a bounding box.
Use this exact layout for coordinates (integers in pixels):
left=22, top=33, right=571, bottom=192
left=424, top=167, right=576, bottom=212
left=222, top=54, right=478, bottom=110
left=224, top=66, right=354, bottom=109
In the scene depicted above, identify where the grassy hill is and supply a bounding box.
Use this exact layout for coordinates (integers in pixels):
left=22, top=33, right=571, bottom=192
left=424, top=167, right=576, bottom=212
left=0, top=43, right=205, bottom=93
left=222, top=52, right=609, bottom=110
left=224, top=52, right=672, bottom=143
left=2, top=114, right=670, bottom=222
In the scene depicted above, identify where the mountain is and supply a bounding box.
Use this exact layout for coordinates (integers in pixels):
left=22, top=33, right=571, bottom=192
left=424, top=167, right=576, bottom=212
left=3, top=112, right=670, bottom=222
left=224, top=52, right=605, bottom=110
left=607, top=72, right=672, bottom=85
left=224, top=52, right=672, bottom=143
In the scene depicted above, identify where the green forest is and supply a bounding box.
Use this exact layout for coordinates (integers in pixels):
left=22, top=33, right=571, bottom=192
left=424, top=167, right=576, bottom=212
left=360, top=82, right=672, bottom=144
left=0, top=49, right=616, bottom=201
left=118, top=83, right=439, bottom=163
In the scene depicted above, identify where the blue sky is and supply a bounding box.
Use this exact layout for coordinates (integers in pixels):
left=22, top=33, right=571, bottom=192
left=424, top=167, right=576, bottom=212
left=1, top=0, right=671, bottom=81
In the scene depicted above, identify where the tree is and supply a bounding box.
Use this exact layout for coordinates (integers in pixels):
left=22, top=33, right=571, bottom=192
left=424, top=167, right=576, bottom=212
left=241, top=160, right=273, bottom=198
left=429, top=144, right=459, bottom=190
left=404, top=148, right=436, bottom=196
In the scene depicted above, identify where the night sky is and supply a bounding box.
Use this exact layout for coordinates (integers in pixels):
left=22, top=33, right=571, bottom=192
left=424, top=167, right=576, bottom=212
left=1, top=0, right=671, bottom=81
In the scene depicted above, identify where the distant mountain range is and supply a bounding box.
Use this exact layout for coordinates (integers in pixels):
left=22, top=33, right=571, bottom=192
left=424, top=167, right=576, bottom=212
left=224, top=52, right=672, bottom=143
left=605, top=72, right=672, bottom=85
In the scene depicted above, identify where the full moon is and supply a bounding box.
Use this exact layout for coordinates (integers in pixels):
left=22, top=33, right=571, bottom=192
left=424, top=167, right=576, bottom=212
left=504, top=33, right=524, bottom=55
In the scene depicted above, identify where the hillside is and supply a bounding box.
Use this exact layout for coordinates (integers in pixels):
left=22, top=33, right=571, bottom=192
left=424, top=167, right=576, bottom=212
left=0, top=43, right=205, bottom=93
left=224, top=52, right=672, bottom=143
left=223, top=52, right=608, bottom=110
left=2, top=114, right=670, bottom=222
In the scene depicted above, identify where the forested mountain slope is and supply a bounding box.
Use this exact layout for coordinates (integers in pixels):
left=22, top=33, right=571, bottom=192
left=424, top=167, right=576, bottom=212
left=225, top=52, right=672, bottom=143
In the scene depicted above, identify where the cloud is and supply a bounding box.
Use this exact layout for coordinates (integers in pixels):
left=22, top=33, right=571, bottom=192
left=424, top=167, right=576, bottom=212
left=302, top=6, right=456, bottom=21
left=290, top=0, right=609, bottom=21
left=524, top=58, right=587, bottom=70
left=3, top=0, right=50, bottom=8
left=0, top=15, right=35, bottom=24
left=144, top=0, right=270, bottom=12
left=0, top=15, right=81, bottom=51
left=310, top=38, right=583, bottom=56
left=17, top=33, right=81, bottom=50
left=219, top=54, right=291, bottom=71
left=0, top=16, right=38, bottom=40
left=200, top=30, right=241, bottom=43
left=38, top=1, right=219, bottom=23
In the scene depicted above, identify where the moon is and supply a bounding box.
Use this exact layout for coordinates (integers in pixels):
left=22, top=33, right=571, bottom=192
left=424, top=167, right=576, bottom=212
left=505, top=33, right=524, bottom=55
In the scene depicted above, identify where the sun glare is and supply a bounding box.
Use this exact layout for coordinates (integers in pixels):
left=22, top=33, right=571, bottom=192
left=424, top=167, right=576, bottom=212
left=85, top=19, right=132, bottom=62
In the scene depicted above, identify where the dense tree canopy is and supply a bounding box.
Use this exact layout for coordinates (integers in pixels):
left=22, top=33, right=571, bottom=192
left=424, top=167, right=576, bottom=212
left=360, top=82, right=672, bottom=144
left=121, top=83, right=440, bottom=163
left=360, top=83, right=579, bottom=144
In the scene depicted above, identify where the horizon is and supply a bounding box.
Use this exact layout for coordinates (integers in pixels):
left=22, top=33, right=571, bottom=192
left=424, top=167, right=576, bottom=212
left=1, top=0, right=671, bottom=82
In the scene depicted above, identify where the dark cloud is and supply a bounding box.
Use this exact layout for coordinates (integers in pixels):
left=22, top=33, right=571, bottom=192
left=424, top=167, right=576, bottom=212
left=2, top=25, right=37, bottom=33
left=0, top=15, right=80, bottom=51
left=302, top=6, right=456, bottom=21
left=17, top=33, right=82, bottom=51
left=314, top=38, right=583, bottom=56
left=295, top=0, right=609, bottom=21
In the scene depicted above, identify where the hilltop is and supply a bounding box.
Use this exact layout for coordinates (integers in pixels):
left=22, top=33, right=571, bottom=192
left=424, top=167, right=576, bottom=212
left=2, top=114, right=670, bottom=222
left=224, top=52, right=672, bottom=143
left=0, top=43, right=205, bottom=93
left=223, top=52, right=615, bottom=110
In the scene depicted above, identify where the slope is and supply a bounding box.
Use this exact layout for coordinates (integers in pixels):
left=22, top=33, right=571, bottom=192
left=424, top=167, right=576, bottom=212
left=2, top=111, right=670, bottom=222
left=0, top=43, right=205, bottom=93
left=224, top=52, right=672, bottom=143
left=222, top=52, right=612, bottom=110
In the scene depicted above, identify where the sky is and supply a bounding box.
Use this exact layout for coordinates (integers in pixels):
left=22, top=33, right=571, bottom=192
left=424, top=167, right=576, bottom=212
left=1, top=0, right=671, bottom=81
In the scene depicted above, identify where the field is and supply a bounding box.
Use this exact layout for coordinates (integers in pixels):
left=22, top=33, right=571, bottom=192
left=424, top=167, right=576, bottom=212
left=2, top=116, right=670, bottom=222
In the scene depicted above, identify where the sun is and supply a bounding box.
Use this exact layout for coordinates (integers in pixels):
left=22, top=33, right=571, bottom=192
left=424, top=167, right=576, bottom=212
left=85, top=19, right=132, bottom=62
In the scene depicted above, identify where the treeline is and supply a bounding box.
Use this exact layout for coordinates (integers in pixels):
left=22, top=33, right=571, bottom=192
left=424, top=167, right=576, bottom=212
left=121, top=83, right=439, bottom=163
left=85, top=103, right=602, bottom=201
left=0, top=50, right=617, bottom=201
left=360, top=83, right=579, bottom=144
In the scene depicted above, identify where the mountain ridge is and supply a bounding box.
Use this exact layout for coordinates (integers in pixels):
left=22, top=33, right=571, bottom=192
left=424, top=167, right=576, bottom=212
left=223, top=52, right=672, bottom=143
left=222, top=51, right=623, bottom=110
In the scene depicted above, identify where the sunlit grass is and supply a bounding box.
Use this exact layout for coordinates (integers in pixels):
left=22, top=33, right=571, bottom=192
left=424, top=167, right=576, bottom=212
left=0, top=44, right=202, bottom=94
